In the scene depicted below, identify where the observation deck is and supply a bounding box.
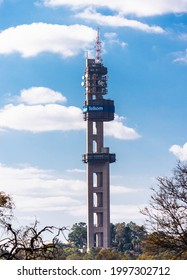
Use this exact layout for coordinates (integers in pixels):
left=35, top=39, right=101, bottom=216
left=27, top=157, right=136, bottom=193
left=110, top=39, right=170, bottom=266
left=82, top=153, right=116, bottom=163
left=83, top=99, right=115, bottom=121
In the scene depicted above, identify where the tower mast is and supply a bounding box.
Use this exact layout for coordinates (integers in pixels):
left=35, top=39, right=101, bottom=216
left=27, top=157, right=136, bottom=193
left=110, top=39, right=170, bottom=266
left=82, top=30, right=116, bottom=250
left=95, top=28, right=102, bottom=64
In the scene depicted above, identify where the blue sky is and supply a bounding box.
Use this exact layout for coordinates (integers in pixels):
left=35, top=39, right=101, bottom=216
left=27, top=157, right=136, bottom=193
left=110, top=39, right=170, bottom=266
left=0, top=0, right=187, bottom=235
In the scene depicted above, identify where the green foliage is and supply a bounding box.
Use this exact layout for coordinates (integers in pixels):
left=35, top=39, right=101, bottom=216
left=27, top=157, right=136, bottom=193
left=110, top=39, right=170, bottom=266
left=68, top=222, right=87, bottom=249
left=111, top=221, right=147, bottom=258
left=64, top=247, right=83, bottom=260
left=83, top=247, right=100, bottom=260
left=139, top=231, right=187, bottom=260
left=68, top=221, right=147, bottom=259
left=95, top=248, right=123, bottom=260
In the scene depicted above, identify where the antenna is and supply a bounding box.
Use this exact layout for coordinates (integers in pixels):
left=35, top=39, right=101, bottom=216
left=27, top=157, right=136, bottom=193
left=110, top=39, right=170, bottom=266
left=85, top=51, right=89, bottom=59
left=95, top=27, right=102, bottom=63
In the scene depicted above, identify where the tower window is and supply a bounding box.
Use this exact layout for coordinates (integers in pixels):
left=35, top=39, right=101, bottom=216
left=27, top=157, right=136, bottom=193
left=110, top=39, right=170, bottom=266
left=93, top=172, right=103, bottom=188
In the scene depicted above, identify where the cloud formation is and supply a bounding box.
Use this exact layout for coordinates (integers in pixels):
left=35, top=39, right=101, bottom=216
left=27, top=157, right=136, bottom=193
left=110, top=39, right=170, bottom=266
left=76, top=9, right=165, bottom=33
left=170, top=143, right=187, bottom=161
left=179, top=33, right=187, bottom=41
left=0, top=162, right=143, bottom=224
left=173, top=49, right=187, bottom=64
left=105, top=115, right=140, bottom=140
left=110, top=185, right=142, bottom=194
left=0, top=103, right=84, bottom=132
left=0, top=163, right=85, bottom=214
left=104, top=32, right=128, bottom=48
left=66, top=168, right=85, bottom=173
left=43, top=0, right=187, bottom=17
left=19, top=87, right=67, bottom=105
left=0, top=23, right=96, bottom=58
left=0, top=87, right=140, bottom=140
left=111, top=204, right=146, bottom=223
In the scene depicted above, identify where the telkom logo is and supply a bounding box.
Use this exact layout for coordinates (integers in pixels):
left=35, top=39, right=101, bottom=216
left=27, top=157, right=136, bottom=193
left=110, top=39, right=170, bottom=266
left=88, top=106, right=103, bottom=111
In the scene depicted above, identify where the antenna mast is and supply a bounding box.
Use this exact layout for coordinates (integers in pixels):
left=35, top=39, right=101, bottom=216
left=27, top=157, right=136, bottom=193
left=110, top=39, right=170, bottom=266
left=95, top=27, right=102, bottom=63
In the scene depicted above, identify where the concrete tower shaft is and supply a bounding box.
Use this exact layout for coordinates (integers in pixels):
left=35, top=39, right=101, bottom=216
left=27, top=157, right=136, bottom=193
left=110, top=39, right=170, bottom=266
left=82, top=32, right=116, bottom=250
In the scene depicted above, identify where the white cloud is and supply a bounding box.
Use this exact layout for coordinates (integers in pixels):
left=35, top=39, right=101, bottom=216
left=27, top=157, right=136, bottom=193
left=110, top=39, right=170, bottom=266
left=111, top=185, right=142, bottom=194
left=179, top=33, right=187, bottom=41
left=15, top=195, right=82, bottom=212
left=43, top=0, right=187, bottom=17
left=169, top=143, right=187, bottom=161
left=0, top=89, right=140, bottom=139
left=104, top=32, right=128, bottom=48
left=19, top=87, right=67, bottom=105
left=0, top=23, right=96, bottom=58
left=67, top=205, right=86, bottom=217
left=173, top=49, right=187, bottom=64
left=0, top=103, right=140, bottom=139
left=105, top=115, right=140, bottom=140
left=0, top=163, right=85, bottom=213
left=76, top=8, right=165, bottom=33
left=104, top=32, right=118, bottom=40
left=66, top=168, right=85, bottom=173
left=0, top=162, right=145, bottom=225
left=0, top=103, right=84, bottom=132
left=111, top=204, right=146, bottom=224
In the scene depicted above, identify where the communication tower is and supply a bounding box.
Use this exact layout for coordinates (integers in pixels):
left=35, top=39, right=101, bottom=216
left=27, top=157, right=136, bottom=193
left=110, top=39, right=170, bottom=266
left=82, top=29, right=116, bottom=249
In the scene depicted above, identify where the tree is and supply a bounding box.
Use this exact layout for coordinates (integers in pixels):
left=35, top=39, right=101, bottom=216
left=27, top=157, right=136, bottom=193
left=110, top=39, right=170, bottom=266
left=141, top=162, right=187, bottom=259
left=111, top=222, right=147, bottom=256
left=68, top=222, right=87, bottom=249
left=114, top=222, right=130, bottom=251
left=0, top=220, right=68, bottom=260
left=127, top=221, right=147, bottom=252
left=0, top=192, right=68, bottom=259
left=0, top=192, right=13, bottom=226
left=110, top=223, right=116, bottom=246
